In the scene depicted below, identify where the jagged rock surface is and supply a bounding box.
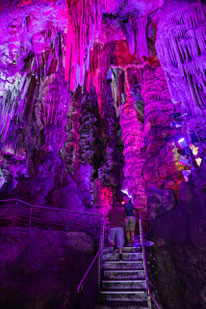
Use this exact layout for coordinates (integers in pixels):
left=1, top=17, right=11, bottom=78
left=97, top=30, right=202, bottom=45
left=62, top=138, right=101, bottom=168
left=156, top=0, right=206, bottom=139
left=119, top=69, right=146, bottom=210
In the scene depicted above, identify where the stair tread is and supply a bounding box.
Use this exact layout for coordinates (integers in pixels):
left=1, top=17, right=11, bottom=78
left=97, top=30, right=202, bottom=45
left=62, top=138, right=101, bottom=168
left=102, top=280, right=146, bottom=282
left=104, top=260, right=143, bottom=264
left=104, top=268, right=144, bottom=273
left=104, top=246, right=141, bottom=249
left=104, top=249, right=142, bottom=255
left=101, top=300, right=148, bottom=304
left=100, top=243, right=148, bottom=308
left=101, top=286, right=147, bottom=293
left=96, top=302, right=148, bottom=309
left=103, top=249, right=141, bottom=252
left=101, top=290, right=147, bottom=294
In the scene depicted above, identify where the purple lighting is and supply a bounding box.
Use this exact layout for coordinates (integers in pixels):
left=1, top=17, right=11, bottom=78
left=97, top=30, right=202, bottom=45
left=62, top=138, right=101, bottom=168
left=0, top=0, right=206, bottom=308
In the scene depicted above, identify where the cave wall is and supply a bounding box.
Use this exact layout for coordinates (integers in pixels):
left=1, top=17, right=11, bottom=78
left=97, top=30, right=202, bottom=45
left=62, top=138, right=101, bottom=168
left=0, top=228, right=97, bottom=309
left=156, top=0, right=206, bottom=140
left=0, top=0, right=206, bottom=307
left=0, top=0, right=190, bottom=211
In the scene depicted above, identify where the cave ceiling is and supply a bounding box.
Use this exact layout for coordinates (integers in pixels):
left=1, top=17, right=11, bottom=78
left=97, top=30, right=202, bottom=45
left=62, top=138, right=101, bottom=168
left=0, top=0, right=205, bottom=213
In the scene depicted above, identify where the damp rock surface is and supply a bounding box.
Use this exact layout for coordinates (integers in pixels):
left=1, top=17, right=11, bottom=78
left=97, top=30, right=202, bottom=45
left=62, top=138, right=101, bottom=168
left=0, top=228, right=96, bottom=309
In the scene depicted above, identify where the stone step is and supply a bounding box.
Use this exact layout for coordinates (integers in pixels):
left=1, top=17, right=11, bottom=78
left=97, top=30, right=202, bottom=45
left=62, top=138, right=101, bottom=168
left=103, top=247, right=141, bottom=254
left=102, top=279, right=147, bottom=290
left=103, top=252, right=143, bottom=261
left=104, top=269, right=145, bottom=280
left=95, top=304, right=148, bottom=309
left=103, top=260, right=143, bottom=270
left=101, top=290, right=148, bottom=302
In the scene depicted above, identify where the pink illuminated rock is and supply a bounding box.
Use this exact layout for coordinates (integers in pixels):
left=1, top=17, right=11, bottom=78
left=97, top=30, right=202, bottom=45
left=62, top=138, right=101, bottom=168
left=122, top=15, right=149, bottom=58
left=65, top=0, right=107, bottom=91
left=105, top=0, right=164, bottom=16
left=94, top=179, right=113, bottom=216
left=119, top=69, right=146, bottom=211
left=65, top=0, right=164, bottom=91
left=0, top=0, right=69, bottom=159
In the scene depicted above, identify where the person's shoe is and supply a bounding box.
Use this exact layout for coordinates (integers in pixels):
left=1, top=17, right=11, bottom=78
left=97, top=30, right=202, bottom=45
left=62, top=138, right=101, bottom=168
left=119, top=254, right=123, bottom=260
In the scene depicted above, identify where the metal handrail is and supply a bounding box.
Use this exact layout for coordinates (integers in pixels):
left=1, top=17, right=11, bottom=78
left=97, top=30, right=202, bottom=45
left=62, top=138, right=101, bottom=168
left=0, top=198, right=105, bottom=307
left=77, top=216, right=104, bottom=308
left=77, top=249, right=100, bottom=294
left=139, top=213, right=151, bottom=308
left=0, top=198, right=97, bottom=216
left=0, top=198, right=100, bottom=235
left=139, top=213, right=162, bottom=309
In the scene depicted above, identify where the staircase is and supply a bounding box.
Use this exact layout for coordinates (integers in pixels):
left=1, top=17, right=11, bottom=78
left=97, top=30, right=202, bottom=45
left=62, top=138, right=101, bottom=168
left=96, top=243, right=149, bottom=309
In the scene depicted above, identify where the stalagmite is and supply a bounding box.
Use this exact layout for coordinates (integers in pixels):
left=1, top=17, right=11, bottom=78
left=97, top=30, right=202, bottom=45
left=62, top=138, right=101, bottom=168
left=140, top=60, right=184, bottom=194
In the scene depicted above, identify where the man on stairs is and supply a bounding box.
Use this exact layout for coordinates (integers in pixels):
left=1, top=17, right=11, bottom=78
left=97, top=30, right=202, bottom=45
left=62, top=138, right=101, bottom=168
left=107, top=201, right=128, bottom=260
left=122, top=194, right=136, bottom=246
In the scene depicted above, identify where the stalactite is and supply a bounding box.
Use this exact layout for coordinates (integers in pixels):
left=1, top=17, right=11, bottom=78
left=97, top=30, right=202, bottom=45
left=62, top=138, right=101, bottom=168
left=156, top=1, right=206, bottom=138
left=65, top=0, right=116, bottom=92
left=78, top=90, right=104, bottom=207
left=98, top=80, right=123, bottom=200
left=93, top=78, right=124, bottom=214
left=60, top=89, right=82, bottom=175
left=119, top=68, right=146, bottom=211
left=79, top=91, right=99, bottom=166
left=0, top=24, right=70, bottom=182
left=122, top=15, right=148, bottom=59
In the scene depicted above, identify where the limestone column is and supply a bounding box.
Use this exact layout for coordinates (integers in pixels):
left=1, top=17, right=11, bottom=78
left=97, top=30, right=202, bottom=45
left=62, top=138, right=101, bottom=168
left=120, top=68, right=146, bottom=211
left=140, top=60, right=183, bottom=194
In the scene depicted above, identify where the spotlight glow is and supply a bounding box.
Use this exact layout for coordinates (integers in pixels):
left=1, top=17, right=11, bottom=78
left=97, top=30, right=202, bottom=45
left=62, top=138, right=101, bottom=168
left=121, top=189, right=133, bottom=199
left=178, top=138, right=185, bottom=143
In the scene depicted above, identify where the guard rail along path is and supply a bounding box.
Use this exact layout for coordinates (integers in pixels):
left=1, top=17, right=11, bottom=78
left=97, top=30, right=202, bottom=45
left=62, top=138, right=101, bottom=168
left=78, top=212, right=162, bottom=309
left=0, top=198, right=100, bottom=237
left=77, top=217, right=104, bottom=309
left=139, top=213, right=162, bottom=309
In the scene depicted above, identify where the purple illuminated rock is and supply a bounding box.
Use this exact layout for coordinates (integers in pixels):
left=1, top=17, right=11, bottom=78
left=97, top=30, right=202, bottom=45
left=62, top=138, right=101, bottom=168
left=0, top=228, right=96, bottom=308
left=156, top=0, right=206, bottom=139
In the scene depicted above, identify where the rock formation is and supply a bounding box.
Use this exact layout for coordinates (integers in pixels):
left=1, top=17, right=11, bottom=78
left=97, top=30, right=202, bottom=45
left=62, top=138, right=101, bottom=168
left=0, top=0, right=206, bottom=307
left=156, top=0, right=206, bottom=139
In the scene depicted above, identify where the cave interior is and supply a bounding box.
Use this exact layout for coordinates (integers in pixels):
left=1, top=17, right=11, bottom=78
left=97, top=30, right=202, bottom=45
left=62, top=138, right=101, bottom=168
left=0, top=0, right=206, bottom=308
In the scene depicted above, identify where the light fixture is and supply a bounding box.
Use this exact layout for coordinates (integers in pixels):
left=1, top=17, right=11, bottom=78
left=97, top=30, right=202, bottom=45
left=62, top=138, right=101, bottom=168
left=177, top=137, right=188, bottom=150
left=121, top=189, right=133, bottom=199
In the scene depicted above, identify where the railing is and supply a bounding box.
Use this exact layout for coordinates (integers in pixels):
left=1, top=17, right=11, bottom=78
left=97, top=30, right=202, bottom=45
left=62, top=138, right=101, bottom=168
left=139, top=213, right=162, bottom=309
left=0, top=198, right=105, bottom=307
left=0, top=199, right=100, bottom=236
left=77, top=216, right=104, bottom=309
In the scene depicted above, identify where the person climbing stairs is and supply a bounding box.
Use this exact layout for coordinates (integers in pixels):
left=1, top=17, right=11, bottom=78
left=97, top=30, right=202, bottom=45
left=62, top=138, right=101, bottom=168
left=96, top=242, right=149, bottom=309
